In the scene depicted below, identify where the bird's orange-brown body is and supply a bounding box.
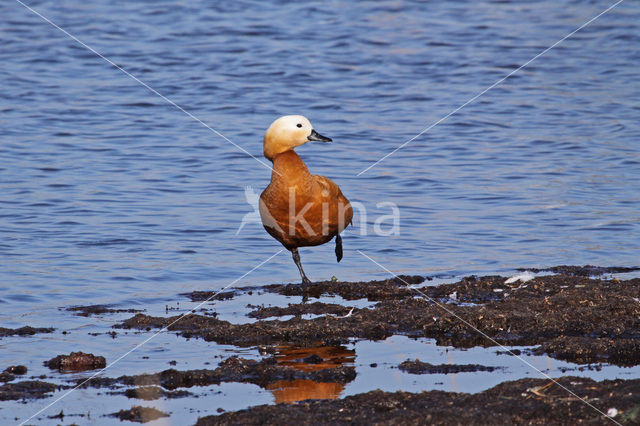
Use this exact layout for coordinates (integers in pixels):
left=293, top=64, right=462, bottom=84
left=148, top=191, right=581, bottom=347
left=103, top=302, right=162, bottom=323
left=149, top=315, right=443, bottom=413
left=258, top=115, right=352, bottom=284
left=260, top=150, right=352, bottom=250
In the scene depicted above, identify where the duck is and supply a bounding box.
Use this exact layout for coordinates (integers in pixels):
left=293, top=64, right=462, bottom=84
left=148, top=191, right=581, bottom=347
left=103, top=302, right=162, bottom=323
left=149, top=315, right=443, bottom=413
left=259, top=115, right=353, bottom=285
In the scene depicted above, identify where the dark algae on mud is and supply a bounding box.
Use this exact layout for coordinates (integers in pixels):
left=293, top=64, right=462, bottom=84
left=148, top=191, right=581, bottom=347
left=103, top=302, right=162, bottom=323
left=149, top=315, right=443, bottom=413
left=0, top=380, right=59, bottom=401
left=195, top=377, right=640, bottom=425
left=78, top=356, right=355, bottom=391
left=109, top=406, right=169, bottom=423
left=398, top=359, right=503, bottom=374
left=24, top=269, right=640, bottom=423
left=117, top=273, right=640, bottom=365
left=0, top=326, right=54, bottom=338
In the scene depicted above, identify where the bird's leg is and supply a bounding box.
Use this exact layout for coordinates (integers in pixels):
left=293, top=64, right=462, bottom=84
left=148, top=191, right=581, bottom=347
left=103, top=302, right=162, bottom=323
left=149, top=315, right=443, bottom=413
left=291, top=248, right=311, bottom=286
left=335, top=234, right=343, bottom=263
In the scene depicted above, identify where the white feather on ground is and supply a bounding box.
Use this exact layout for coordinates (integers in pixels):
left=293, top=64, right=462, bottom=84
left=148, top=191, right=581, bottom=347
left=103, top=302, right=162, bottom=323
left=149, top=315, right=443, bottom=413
left=505, top=271, right=535, bottom=284
left=326, top=307, right=355, bottom=319
left=337, top=307, right=355, bottom=318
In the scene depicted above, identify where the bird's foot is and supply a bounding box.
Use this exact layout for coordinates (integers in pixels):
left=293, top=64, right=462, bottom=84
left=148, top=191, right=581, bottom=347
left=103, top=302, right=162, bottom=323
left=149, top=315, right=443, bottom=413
left=300, top=277, right=312, bottom=303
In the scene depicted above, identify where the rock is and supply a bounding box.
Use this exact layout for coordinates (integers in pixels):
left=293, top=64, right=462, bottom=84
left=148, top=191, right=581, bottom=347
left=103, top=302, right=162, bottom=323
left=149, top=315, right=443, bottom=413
left=45, top=352, right=106, bottom=372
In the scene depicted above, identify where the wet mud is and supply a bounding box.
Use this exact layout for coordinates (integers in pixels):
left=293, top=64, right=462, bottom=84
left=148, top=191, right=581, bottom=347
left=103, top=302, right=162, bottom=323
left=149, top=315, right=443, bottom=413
left=109, top=406, right=169, bottom=423
left=182, top=290, right=238, bottom=302
left=195, top=376, right=640, bottom=425
left=16, top=267, right=640, bottom=423
left=66, top=304, right=143, bottom=317
left=182, top=275, right=425, bottom=303
left=0, top=380, right=59, bottom=401
left=0, top=326, right=54, bottom=338
left=79, top=356, right=355, bottom=391
left=263, top=275, right=426, bottom=301
left=398, top=359, right=502, bottom=374
left=117, top=273, right=640, bottom=366
left=532, top=337, right=640, bottom=366
left=247, top=302, right=353, bottom=319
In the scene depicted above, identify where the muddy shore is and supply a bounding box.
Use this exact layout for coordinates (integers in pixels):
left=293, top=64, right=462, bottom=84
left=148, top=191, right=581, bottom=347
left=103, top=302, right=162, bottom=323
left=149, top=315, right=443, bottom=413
left=117, top=270, right=640, bottom=366
left=196, top=376, right=640, bottom=425
left=78, top=356, right=356, bottom=391
left=5, top=266, right=640, bottom=424
left=113, top=268, right=640, bottom=423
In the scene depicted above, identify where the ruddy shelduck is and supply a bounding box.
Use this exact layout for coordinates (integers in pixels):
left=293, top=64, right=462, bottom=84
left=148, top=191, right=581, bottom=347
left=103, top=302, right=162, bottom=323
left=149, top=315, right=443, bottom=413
left=260, top=115, right=353, bottom=285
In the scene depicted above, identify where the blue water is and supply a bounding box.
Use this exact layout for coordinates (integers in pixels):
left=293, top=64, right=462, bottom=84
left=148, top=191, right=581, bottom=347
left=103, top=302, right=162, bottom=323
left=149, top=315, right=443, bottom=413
left=1, top=0, right=640, bottom=423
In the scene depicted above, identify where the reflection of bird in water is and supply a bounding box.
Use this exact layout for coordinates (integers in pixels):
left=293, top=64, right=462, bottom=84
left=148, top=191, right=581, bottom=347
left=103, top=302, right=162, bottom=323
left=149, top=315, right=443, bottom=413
left=259, top=115, right=353, bottom=285
left=266, top=379, right=345, bottom=404
left=265, top=344, right=356, bottom=404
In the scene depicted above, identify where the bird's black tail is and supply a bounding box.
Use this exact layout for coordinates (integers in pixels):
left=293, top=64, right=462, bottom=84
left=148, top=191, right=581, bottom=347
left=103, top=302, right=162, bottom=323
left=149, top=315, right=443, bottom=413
left=335, top=234, right=343, bottom=263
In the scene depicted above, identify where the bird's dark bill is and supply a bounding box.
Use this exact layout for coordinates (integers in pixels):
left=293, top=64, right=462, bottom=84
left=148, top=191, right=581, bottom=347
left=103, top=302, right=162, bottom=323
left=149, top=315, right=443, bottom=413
left=308, top=129, right=332, bottom=142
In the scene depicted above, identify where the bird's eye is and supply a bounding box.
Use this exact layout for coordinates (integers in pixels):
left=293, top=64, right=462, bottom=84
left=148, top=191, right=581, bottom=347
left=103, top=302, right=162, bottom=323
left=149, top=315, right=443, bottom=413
left=296, top=123, right=302, bottom=128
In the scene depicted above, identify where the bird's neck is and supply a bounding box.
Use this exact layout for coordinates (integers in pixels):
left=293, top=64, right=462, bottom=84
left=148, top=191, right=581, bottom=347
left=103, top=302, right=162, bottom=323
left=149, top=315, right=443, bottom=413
left=271, top=150, right=312, bottom=185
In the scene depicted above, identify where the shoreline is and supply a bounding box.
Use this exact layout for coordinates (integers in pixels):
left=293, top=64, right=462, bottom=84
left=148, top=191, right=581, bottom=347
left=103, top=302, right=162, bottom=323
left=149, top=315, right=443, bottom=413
left=196, top=376, right=638, bottom=425
left=3, top=265, right=640, bottom=424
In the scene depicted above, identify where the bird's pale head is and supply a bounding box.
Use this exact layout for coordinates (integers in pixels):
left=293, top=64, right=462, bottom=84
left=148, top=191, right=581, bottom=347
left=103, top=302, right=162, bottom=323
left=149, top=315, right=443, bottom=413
left=263, top=115, right=331, bottom=160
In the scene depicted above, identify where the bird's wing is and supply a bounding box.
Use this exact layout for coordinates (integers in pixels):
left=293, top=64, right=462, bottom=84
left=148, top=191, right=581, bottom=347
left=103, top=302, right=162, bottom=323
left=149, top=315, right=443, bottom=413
left=312, top=174, right=353, bottom=227
left=312, top=175, right=340, bottom=195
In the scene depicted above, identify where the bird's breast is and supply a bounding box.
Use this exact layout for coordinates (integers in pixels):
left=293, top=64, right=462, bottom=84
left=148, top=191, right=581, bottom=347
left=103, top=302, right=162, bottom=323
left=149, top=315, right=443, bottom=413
left=259, top=150, right=352, bottom=249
